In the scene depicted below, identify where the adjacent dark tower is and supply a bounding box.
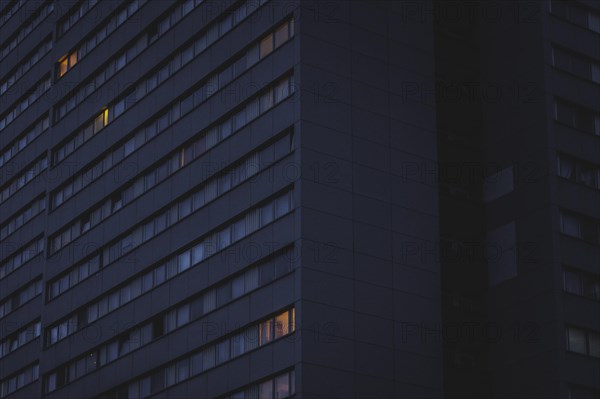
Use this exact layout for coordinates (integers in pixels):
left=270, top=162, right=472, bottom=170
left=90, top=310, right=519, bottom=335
left=436, top=1, right=600, bottom=398
left=0, top=1, right=597, bottom=398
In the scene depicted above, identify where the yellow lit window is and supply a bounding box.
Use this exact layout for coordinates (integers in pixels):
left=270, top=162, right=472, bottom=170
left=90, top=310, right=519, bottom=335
left=102, top=108, right=109, bottom=126
left=290, top=307, right=295, bottom=332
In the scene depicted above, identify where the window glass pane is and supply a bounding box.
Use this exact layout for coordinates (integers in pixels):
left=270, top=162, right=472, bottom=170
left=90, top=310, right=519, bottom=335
left=259, top=380, right=273, bottom=399
left=567, top=327, right=587, bottom=354
left=561, top=214, right=581, bottom=237
left=564, top=270, right=582, bottom=294
left=259, top=35, right=273, bottom=57
left=275, top=374, right=290, bottom=399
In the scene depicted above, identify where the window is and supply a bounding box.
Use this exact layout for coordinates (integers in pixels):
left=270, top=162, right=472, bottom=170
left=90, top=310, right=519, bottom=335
left=561, top=213, right=581, bottom=238
left=567, top=326, right=600, bottom=357
left=555, top=99, right=600, bottom=135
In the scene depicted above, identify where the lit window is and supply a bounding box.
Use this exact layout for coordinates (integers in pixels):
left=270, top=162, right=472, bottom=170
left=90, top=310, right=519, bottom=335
left=69, top=52, right=77, bottom=68
left=59, top=58, right=68, bottom=77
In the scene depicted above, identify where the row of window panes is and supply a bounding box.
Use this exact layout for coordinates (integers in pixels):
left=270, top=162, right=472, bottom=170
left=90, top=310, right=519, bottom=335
left=0, top=237, right=44, bottom=280
left=555, top=99, right=600, bottom=136
left=0, top=195, right=46, bottom=242
left=52, top=108, right=108, bottom=164
left=0, top=278, right=42, bottom=319
left=56, top=0, right=147, bottom=78
left=564, top=267, right=600, bottom=301
left=57, top=0, right=99, bottom=37
left=45, top=190, right=294, bottom=346
left=55, top=0, right=207, bottom=120
left=50, top=129, right=291, bottom=257
left=0, top=362, right=39, bottom=398
left=566, top=326, right=600, bottom=357
left=0, top=319, right=40, bottom=359
left=45, top=249, right=294, bottom=392
left=223, top=370, right=296, bottom=399
left=0, top=76, right=51, bottom=132
left=550, top=0, right=600, bottom=33
left=0, top=0, right=28, bottom=27
left=560, top=211, right=600, bottom=245
left=115, top=308, right=295, bottom=399
left=53, top=3, right=288, bottom=166
left=46, top=254, right=100, bottom=301
left=0, top=156, right=48, bottom=204
left=552, top=46, right=600, bottom=84
left=0, top=37, right=52, bottom=97
left=51, top=72, right=295, bottom=209
left=103, top=0, right=287, bottom=125
left=558, top=153, right=600, bottom=189
left=0, top=2, right=53, bottom=60
left=45, top=304, right=190, bottom=393
left=0, top=115, right=49, bottom=168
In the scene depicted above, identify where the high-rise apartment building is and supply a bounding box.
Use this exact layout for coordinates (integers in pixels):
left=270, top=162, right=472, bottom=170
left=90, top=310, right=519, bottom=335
left=0, top=1, right=597, bottom=398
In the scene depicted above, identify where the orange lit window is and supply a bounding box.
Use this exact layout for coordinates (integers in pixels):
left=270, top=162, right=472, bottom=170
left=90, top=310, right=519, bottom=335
left=274, top=311, right=289, bottom=338
left=59, top=58, right=68, bottom=77
left=58, top=52, right=78, bottom=78
left=69, top=52, right=77, bottom=68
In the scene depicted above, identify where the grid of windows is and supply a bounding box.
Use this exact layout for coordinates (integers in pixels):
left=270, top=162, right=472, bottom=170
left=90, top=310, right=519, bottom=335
left=0, top=195, right=46, bottom=242
left=0, top=37, right=53, bottom=97
left=0, top=2, right=54, bottom=61
left=566, top=326, right=600, bottom=358
left=0, top=319, right=41, bottom=359
left=50, top=130, right=292, bottom=257
left=0, top=155, right=48, bottom=204
left=45, top=189, right=294, bottom=346
left=0, top=278, right=42, bottom=319
left=51, top=73, right=295, bottom=209
left=56, top=0, right=147, bottom=78
left=550, top=0, right=600, bottom=33
left=0, top=76, right=51, bottom=132
left=222, top=370, right=296, bottom=399
left=44, top=250, right=294, bottom=393
left=47, top=131, right=292, bottom=297
left=56, top=0, right=99, bottom=37
left=0, top=362, right=39, bottom=398
left=0, top=115, right=49, bottom=168
left=45, top=304, right=190, bottom=393
left=563, top=267, right=600, bottom=301
left=97, top=308, right=295, bottom=399
left=0, top=0, right=28, bottom=27
left=0, top=236, right=44, bottom=280
left=53, top=10, right=293, bottom=164
left=560, top=211, right=600, bottom=245
left=554, top=98, right=600, bottom=136
left=103, top=0, right=285, bottom=126
left=54, top=0, right=212, bottom=121
left=558, top=153, right=600, bottom=190
left=552, top=45, right=600, bottom=84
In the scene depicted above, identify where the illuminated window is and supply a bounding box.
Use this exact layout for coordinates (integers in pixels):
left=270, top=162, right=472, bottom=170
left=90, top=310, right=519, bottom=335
left=58, top=52, right=77, bottom=78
